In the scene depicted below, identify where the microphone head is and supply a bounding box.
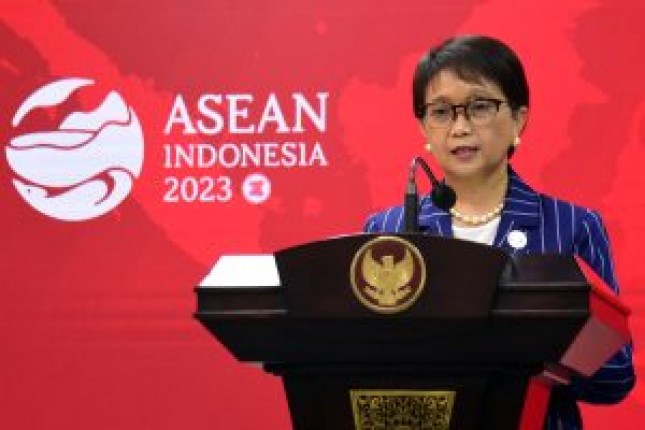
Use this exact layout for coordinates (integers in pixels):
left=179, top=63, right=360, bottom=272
left=431, top=183, right=457, bottom=211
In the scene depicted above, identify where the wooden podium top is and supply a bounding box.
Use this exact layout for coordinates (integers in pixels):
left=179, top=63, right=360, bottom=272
left=195, top=233, right=630, bottom=379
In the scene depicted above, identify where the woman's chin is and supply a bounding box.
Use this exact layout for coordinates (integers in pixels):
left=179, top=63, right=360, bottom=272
left=443, top=160, right=507, bottom=182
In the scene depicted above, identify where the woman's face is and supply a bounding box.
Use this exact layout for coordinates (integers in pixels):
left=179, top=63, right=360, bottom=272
left=420, top=69, right=527, bottom=182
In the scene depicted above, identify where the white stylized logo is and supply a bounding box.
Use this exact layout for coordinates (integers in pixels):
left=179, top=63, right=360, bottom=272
left=242, top=173, right=271, bottom=204
left=6, top=78, right=144, bottom=221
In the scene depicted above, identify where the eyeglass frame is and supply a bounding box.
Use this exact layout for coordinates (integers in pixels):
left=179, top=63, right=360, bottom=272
left=421, top=98, right=508, bottom=128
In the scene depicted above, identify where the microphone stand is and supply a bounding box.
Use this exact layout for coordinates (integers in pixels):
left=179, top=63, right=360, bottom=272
left=403, top=157, right=456, bottom=233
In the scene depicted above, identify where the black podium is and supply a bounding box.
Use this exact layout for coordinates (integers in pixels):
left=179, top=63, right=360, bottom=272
left=195, top=234, right=630, bottom=430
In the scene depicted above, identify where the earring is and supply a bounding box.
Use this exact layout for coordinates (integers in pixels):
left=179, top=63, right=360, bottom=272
left=513, top=136, right=521, bottom=147
left=425, top=143, right=433, bottom=153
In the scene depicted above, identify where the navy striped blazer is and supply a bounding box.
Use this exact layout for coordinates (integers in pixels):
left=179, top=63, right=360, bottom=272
left=363, top=168, right=635, bottom=429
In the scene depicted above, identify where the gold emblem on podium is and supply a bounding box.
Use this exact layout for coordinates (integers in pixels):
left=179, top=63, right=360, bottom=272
left=350, top=236, right=426, bottom=314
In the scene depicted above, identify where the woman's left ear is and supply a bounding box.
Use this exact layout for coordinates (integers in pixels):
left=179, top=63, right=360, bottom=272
left=514, top=106, right=528, bottom=134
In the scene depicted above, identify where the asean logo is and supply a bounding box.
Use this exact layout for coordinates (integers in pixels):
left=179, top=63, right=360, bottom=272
left=350, top=236, right=427, bottom=314
left=5, top=77, right=144, bottom=221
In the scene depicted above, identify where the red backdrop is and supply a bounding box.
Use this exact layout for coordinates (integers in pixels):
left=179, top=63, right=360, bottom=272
left=1, top=0, right=644, bottom=428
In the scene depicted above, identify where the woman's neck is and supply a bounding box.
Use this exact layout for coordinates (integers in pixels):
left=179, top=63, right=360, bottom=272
left=445, top=167, right=508, bottom=215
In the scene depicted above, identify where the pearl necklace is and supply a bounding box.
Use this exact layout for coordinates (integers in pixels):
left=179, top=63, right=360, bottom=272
left=449, top=202, right=504, bottom=226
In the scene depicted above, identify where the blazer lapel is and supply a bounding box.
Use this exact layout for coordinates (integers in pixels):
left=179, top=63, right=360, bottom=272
left=418, top=195, right=453, bottom=237
left=493, top=169, right=541, bottom=255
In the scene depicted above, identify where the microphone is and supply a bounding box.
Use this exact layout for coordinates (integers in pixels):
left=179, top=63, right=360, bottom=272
left=403, top=157, right=457, bottom=232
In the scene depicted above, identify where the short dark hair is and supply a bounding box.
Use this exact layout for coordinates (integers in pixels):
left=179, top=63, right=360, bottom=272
left=412, top=35, right=529, bottom=120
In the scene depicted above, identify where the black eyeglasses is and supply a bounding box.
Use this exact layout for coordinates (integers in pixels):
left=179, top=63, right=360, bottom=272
left=422, top=98, right=507, bottom=128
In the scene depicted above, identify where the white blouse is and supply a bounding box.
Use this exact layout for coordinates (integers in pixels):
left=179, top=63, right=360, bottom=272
left=451, top=217, right=501, bottom=246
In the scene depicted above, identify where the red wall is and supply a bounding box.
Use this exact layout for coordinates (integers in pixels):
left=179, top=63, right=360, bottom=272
left=1, top=1, right=644, bottom=428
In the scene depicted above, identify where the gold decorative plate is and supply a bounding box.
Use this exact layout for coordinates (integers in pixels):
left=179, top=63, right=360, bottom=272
left=350, top=389, right=456, bottom=430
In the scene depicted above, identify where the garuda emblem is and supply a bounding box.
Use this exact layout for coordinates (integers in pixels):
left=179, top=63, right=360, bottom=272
left=350, top=236, right=426, bottom=314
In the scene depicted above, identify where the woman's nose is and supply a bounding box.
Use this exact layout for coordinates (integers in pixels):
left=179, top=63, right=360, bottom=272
left=450, top=108, right=472, bottom=136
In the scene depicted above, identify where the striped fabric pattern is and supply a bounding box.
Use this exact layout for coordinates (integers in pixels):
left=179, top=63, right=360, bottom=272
left=363, top=168, right=635, bottom=429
